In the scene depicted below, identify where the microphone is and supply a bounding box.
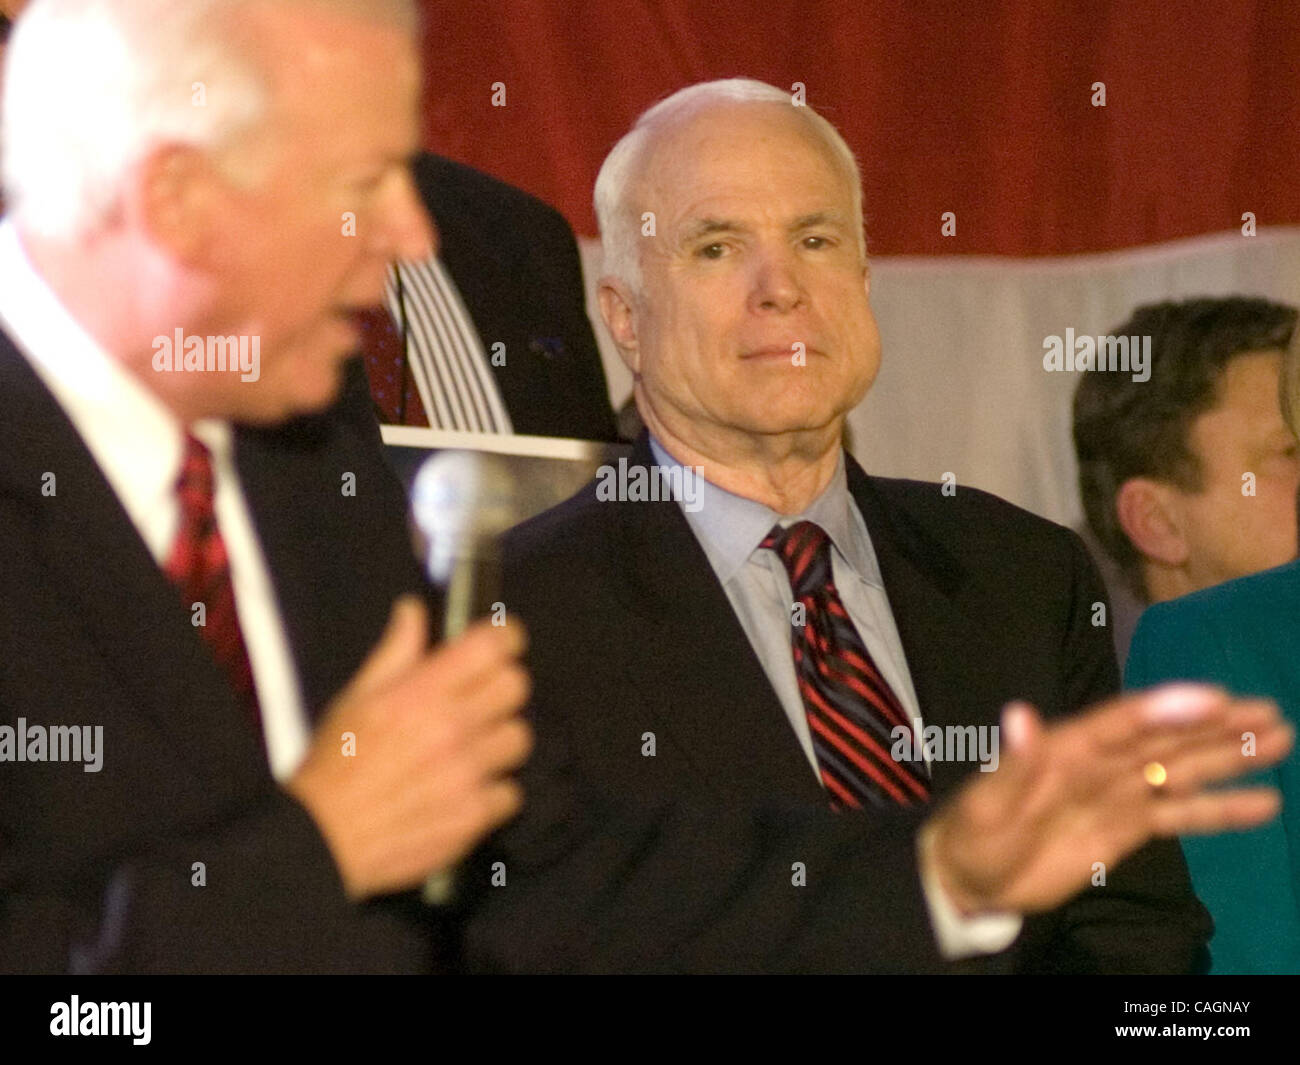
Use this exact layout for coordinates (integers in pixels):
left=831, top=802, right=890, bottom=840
left=409, top=449, right=519, bottom=904
left=411, top=448, right=520, bottom=636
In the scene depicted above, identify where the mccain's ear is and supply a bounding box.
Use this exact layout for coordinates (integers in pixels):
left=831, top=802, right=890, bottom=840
left=597, top=276, right=642, bottom=375
left=126, top=144, right=219, bottom=266
left=1114, top=476, right=1190, bottom=567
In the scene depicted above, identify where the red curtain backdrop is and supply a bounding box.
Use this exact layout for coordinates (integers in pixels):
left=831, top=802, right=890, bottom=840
left=419, top=0, right=1300, bottom=255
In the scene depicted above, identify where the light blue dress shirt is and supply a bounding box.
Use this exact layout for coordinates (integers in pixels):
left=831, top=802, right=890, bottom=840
left=647, top=437, right=1021, bottom=956
left=649, top=437, right=926, bottom=782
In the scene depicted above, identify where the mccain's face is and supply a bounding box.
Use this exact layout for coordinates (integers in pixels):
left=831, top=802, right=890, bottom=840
left=626, top=102, right=881, bottom=450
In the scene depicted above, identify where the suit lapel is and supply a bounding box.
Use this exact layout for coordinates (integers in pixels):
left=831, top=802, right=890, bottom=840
left=607, top=439, right=1010, bottom=804
left=231, top=358, right=430, bottom=723
left=610, top=435, right=825, bottom=805
left=0, top=335, right=268, bottom=795
left=847, top=458, right=1005, bottom=797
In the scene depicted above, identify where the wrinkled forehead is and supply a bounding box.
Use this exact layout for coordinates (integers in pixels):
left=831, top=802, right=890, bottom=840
left=633, top=102, right=856, bottom=224
left=238, top=3, right=420, bottom=154
left=244, top=2, right=419, bottom=94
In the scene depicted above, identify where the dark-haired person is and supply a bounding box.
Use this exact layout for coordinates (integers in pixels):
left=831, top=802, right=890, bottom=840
left=1073, top=297, right=1299, bottom=664
left=1125, top=332, right=1300, bottom=974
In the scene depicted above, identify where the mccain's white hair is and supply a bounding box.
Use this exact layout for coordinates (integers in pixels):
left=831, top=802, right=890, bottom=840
left=2, top=0, right=416, bottom=239
left=593, top=77, right=867, bottom=292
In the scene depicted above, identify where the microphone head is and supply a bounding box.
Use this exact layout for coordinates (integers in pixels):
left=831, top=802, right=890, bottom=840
left=410, top=449, right=518, bottom=586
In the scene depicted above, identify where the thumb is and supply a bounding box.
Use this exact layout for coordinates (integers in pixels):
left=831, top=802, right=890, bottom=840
left=1000, top=700, right=1046, bottom=776
left=343, top=595, right=429, bottom=702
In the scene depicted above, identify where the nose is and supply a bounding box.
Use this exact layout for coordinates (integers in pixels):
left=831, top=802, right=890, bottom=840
left=747, top=245, right=805, bottom=315
left=369, top=165, right=438, bottom=264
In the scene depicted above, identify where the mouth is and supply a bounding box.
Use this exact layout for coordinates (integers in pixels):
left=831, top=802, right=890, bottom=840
left=741, top=344, right=820, bottom=361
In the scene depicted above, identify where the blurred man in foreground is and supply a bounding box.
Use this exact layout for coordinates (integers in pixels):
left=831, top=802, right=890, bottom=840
left=0, top=0, right=530, bottom=972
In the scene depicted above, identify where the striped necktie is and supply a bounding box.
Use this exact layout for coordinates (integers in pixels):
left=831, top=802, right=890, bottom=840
left=163, top=434, right=263, bottom=740
left=762, top=520, right=929, bottom=810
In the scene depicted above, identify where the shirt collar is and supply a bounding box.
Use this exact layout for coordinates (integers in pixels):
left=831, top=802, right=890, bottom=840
left=648, top=434, right=882, bottom=587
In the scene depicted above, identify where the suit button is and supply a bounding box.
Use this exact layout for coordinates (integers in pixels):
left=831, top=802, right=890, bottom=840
left=529, top=337, right=566, bottom=361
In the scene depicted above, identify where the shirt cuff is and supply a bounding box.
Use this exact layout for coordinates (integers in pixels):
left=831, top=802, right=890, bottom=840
left=917, top=821, right=1023, bottom=960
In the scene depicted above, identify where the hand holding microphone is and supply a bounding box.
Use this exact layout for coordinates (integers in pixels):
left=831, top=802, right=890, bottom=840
left=285, top=450, right=530, bottom=902
left=413, top=449, right=524, bottom=902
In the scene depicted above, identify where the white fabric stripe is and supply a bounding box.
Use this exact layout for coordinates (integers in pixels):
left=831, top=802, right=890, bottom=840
left=394, top=261, right=472, bottom=428
left=394, top=262, right=466, bottom=429
left=388, top=257, right=511, bottom=433
left=415, top=262, right=494, bottom=430
left=425, top=258, right=512, bottom=432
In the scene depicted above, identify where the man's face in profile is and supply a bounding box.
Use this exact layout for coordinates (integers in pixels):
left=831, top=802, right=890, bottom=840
left=624, top=103, right=881, bottom=449
left=193, top=6, right=432, bottom=423
left=1172, top=348, right=1300, bottom=590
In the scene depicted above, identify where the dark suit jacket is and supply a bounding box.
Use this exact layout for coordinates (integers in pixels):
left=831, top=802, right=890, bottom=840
left=0, top=325, right=986, bottom=976
left=0, top=337, right=443, bottom=973
left=0, top=330, right=952, bottom=976
left=410, top=154, right=617, bottom=442
left=487, top=433, right=1212, bottom=973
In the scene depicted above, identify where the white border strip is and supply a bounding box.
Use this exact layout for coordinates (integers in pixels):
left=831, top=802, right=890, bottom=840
left=872, top=226, right=1300, bottom=275
left=380, top=425, right=613, bottom=461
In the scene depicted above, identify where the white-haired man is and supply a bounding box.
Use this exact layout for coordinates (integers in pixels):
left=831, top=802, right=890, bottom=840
left=483, top=79, right=1288, bottom=972
left=0, top=0, right=532, bottom=972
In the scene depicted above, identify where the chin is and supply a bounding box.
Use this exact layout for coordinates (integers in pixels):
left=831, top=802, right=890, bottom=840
left=738, top=395, right=847, bottom=435
left=237, top=364, right=346, bottom=426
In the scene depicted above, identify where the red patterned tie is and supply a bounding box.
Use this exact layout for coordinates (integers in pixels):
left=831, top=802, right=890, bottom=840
left=164, top=434, right=263, bottom=737
left=355, top=305, right=429, bottom=427
left=762, top=521, right=930, bottom=810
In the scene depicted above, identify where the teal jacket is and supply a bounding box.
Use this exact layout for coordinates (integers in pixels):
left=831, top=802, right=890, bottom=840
left=1126, top=560, right=1300, bottom=974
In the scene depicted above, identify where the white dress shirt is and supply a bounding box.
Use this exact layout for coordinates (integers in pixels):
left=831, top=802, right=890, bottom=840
left=0, top=221, right=311, bottom=781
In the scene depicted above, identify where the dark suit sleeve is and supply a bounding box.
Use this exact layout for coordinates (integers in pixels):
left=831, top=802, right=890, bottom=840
left=0, top=792, right=431, bottom=974
left=1021, top=530, right=1212, bottom=974
left=533, top=205, right=618, bottom=442
left=456, top=729, right=952, bottom=974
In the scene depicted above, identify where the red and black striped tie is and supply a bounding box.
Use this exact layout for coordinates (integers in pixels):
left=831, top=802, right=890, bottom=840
left=164, top=434, right=263, bottom=739
left=762, top=521, right=929, bottom=810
